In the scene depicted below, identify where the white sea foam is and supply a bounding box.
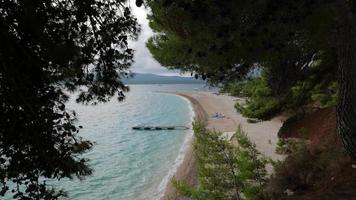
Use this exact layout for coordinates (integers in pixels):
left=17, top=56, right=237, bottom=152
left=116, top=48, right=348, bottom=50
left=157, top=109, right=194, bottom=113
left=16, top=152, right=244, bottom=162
left=22, top=85, right=213, bottom=200
left=154, top=95, right=195, bottom=200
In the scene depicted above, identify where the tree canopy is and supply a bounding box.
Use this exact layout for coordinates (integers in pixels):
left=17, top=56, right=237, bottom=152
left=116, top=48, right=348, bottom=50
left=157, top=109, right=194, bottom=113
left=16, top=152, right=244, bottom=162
left=147, top=0, right=356, bottom=158
left=147, top=0, right=334, bottom=82
left=0, top=0, right=139, bottom=198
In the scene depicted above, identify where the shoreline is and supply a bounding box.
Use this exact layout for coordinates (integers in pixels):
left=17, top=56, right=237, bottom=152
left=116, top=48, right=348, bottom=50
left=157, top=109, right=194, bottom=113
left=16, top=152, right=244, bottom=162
left=161, top=92, right=285, bottom=199
left=160, top=93, right=209, bottom=200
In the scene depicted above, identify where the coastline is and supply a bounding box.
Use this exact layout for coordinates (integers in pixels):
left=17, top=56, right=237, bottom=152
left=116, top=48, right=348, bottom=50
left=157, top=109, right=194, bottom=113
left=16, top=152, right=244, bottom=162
left=161, top=92, right=285, bottom=199
left=160, top=93, right=209, bottom=200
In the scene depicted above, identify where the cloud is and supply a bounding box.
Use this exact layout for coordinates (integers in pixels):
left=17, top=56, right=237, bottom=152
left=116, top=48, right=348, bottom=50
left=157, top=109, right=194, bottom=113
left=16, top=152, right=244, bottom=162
left=128, top=2, right=183, bottom=76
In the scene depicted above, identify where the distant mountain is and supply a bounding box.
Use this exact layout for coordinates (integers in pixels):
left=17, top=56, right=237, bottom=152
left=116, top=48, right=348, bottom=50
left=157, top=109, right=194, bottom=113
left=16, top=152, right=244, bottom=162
left=123, top=73, right=206, bottom=84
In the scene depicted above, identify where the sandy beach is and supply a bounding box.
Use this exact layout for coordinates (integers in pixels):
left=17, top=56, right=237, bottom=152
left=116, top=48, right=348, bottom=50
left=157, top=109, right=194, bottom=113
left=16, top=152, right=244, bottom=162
left=162, top=92, right=285, bottom=200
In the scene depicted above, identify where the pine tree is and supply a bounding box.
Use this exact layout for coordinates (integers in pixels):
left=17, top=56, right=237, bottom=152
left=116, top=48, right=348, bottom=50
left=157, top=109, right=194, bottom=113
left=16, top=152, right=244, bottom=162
left=0, top=0, right=140, bottom=198
left=146, top=0, right=356, bottom=159
left=173, top=122, right=267, bottom=200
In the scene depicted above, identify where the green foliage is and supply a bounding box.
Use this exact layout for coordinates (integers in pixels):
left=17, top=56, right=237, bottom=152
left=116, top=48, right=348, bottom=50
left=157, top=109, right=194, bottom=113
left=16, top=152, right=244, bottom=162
left=289, top=81, right=314, bottom=109
left=311, top=81, right=338, bottom=107
left=193, top=121, right=240, bottom=200
left=222, top=83, right=247, bottom=97
left=238, top=98, right=281, bottom=120
left=227, top=77, right=282, bottom=120
left=146, top=0, right=356, bottom=159
left=266, top=138, right=346, bottom=199
left=171, top=178, right=197, bottom=198
left=173, top=122, right=267, bottom=200
left=266, top=139, right=311, bottom=198
left=147, top=0, right=266, bottom=83
left=275, top=138, right=301, bottom=155
left=147, top=0, right=339, bottom=120
left=226, top=62, right=337, bottom=120
left=146, top=0, right=340, bottom=85
left=234, top=127, right=268, bottom=200
left=288, top=79, right=336, bottom=110
left=0, top=0, right=139, bottom=198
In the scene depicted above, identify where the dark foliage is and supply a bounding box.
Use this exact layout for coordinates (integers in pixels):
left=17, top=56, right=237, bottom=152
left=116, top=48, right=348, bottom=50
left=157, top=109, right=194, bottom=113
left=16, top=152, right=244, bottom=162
left=147, top=0, right=356, bottom=158
left=0, top=0, right=139, bottom=198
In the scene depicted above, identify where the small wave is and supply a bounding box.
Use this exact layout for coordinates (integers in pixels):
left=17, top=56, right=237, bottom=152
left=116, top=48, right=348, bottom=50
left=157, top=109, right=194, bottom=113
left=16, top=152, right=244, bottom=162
left=117, top=139, right=130, bottom=144
left=154, top=96, right=195, bottom=199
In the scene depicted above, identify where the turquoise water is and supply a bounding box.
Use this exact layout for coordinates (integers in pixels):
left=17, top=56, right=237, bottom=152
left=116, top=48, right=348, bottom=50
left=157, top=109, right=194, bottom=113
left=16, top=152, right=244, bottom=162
left=46, top=84, right=213, bottom=200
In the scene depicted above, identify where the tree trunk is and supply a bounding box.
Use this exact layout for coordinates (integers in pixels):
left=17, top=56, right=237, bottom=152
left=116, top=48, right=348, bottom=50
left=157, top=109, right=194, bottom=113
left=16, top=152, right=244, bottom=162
left=337, top=6, right=356, bottom=159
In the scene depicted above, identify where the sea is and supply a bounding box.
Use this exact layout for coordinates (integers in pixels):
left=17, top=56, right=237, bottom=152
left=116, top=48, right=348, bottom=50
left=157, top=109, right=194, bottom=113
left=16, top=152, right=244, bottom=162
left=41, top=84, right=214, bottom=200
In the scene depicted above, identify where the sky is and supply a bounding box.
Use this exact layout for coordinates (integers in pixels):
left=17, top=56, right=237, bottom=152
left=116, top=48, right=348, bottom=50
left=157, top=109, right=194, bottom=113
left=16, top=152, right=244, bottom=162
left=129, top=2, right=183, bottom=76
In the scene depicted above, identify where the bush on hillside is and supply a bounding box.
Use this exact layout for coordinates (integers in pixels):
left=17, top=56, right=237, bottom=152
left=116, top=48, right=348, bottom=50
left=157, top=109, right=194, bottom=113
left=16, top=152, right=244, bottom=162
left=224, top=67, right=338, bottom=120
left=227, top=77, right=283, bottom=120
left=264, top=138, right=346, bottom=199
left=311, top=81, right=338, bottom=107
left=173, top=122, right=268, bottom=200
left=275, top=138, right=302, bottom=155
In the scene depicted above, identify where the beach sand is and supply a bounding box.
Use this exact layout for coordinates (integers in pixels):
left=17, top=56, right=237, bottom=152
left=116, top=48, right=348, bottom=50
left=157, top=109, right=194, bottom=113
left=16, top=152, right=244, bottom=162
left=162, top=92, right=285, bottom=200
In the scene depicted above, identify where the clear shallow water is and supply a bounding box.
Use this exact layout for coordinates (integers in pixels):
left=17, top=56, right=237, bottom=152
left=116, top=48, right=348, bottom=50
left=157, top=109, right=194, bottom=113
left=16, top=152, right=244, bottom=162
left=31, top=84, right=214, bottom=200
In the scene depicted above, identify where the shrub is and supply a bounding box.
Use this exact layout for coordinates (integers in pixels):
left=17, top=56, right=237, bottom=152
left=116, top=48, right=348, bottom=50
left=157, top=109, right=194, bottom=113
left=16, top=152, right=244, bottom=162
left=275, top=138, right=300, bottom=155
left=227, top=77, right=282, bottom=120
left=224, top=67, right=338, bottom=121
left=311, top=81, right=338, bottom=107
left=173, top=122, right=268, bottom=200
left=265, top=138, right=346, bottom=199
left=239, top=97, right=281, bottom=120
left=233, top=127, right=268, bottom=200
left=222, top=82, right=247, bottom=97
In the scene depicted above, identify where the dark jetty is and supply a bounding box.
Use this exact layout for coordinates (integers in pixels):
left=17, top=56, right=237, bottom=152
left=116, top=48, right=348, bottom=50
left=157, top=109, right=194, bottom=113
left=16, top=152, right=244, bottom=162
left=132, top=126, right=189, bottom=131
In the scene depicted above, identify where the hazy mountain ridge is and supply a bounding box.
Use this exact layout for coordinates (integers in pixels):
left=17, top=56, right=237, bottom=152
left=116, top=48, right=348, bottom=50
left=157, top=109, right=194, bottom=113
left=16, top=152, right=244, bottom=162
left=123, top=73, right=206, bottom=84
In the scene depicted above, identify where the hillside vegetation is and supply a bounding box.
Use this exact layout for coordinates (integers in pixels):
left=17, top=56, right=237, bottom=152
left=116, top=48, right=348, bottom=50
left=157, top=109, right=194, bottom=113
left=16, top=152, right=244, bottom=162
left=175, top=110, right=356, bottom=199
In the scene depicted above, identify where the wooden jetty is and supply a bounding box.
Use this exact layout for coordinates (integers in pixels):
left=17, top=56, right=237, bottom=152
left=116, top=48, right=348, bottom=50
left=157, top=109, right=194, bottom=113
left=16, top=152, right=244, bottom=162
left=132, top=125, right=189, bottom=131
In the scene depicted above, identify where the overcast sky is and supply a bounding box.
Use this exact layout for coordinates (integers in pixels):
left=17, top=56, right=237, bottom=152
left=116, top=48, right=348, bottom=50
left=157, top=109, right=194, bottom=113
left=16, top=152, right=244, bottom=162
left=129, top=2, right=183, bottom=76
